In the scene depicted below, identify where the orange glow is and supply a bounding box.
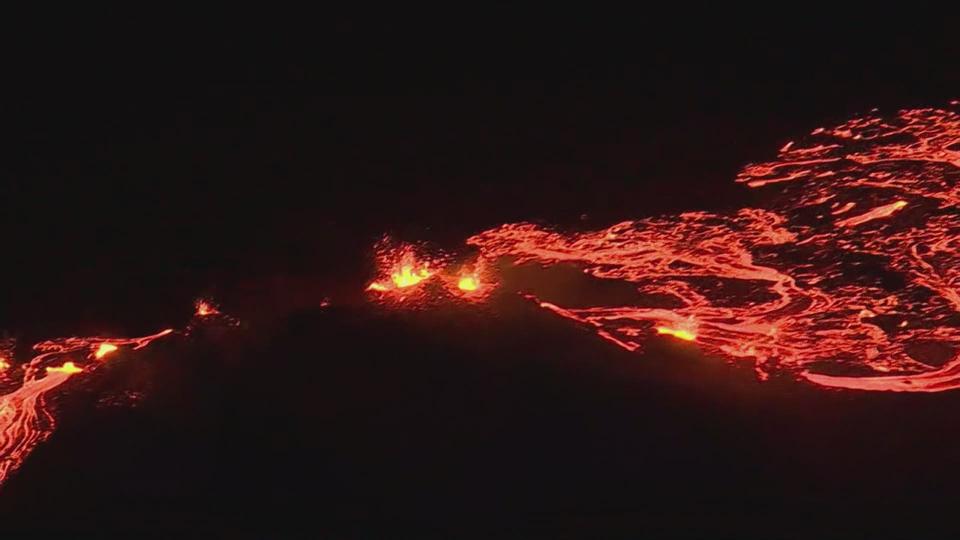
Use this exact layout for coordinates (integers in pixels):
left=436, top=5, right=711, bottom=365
left=656, top=327, right=697, bottom=341
left=447, top=258, right=496, bottom=302
left=366, top=242, right=498, bottom=304
left=0, top=319, right=185, bottom=486
left=365, top=242, right=442, bottom=304
left=391, top=264, right=432, bottom=288
left=0, top=358, right=9, bottom=372
left=195, top=299, right=220, bottom=317
left=94, top=343, right=118, bottom=359
left=458, top=275, right=479, bottom=291
left=466, top=103, right=960, bottom=392
left=46, top=362, right=82, bottom=375
left=456, top=262, right=483, bottom=293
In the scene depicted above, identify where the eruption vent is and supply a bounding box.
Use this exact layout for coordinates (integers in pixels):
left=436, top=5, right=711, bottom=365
left=366, top=241, right=497, bottom=305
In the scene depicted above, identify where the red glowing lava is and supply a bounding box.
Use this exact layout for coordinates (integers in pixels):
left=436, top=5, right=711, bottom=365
left=366, top=242, right=439, bottom=302
left=656, top=327, right=697, bottom=342
left=46, top=362, right=83, bottom=375
left=464, top=103, right=960, bottom=392
left=365, top=240, right=499, bottom=305
left=0, top=298, right=232, bottom=487
left=195, top=299, right=220, bottom=317
left=94, top=343, right=118, bottom=360
left=447, top=258, right=496, bottom=302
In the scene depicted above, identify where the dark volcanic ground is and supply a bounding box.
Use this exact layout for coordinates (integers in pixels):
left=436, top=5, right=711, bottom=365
left=2, top=20, right=960, bottom=537
left=2, top=293, right=959, bottom=537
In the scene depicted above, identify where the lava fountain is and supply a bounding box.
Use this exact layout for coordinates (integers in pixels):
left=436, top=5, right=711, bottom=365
left=447, top=257, right=495, bottom=302
left=366, top=242, right=439, bottom=303
left=366, top=240, right=498, bottom=306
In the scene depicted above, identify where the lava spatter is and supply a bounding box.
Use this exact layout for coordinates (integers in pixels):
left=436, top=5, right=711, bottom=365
left=465, top=102, right=960, bottom=392
left=195, top=299, right=221, bottom=318
left=448, top=257, right=497, bottom=302
left=366, top=241, right=441, bottom=304
left=191, top=298, right=240, bottom=328
left=365, top=239, right=499, bottom=306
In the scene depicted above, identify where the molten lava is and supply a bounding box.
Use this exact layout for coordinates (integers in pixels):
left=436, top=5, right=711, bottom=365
left=94, top=343, right=118, bottom=360
left=392, top=265, right=432, bottom=288
left=46, top=362, right=83, bottom=375
left=0, top=308, right=215, bottom=486
left=195, top=299, right=220, bottom=317
left=366, top=242, right=499, bottom=304
left=656, top=327, right=697, bottom=342
left=365, top=241, right=445, bottom=304
left=458, top=275, right=479, bottom=291
left=447, top=258, right=497, bottom=302
left=835, top=200, right=908, bottom=228
left=464, top=102, right=960, bottom=392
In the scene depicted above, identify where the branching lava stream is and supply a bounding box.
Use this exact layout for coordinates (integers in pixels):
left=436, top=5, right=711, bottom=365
left=0, top=299, right=234, bottom=487
left=465, top=103, right=960, bottom=392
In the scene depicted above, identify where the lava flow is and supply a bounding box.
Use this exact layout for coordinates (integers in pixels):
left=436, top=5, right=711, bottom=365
left=0, top=301, right=228, bottom=487
left=459, top=103, right=960, bottom=392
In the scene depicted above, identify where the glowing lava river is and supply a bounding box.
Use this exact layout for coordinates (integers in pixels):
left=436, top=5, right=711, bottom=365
left=0, top=301, right=225, bottom=487
left=371, top=102, right=960, bottom=393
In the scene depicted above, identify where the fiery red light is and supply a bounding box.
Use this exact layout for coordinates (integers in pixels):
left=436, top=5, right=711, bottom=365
left=656, top=327, right=697, bottom=342
left=447, top=257, right=496, bottom=302
left=461, top=103, right=960, bottom=392
left=94, top=343, right=118, bottom=360
left=195, top=299, right=220, bottom=318
left=365, top=241, right=445, bottom=305
left=366, top=240, right=499, bottom=305
left=46, top=361, right=83, bottom=375
left=0, top=300, right=228, bottom=486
